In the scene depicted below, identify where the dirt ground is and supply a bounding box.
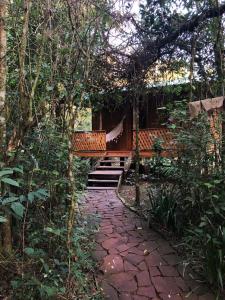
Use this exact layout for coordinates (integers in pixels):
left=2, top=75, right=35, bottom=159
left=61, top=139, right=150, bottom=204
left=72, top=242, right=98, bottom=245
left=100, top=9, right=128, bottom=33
left=119, top=181, right=151, bottom=217
left=119, top=181, right=179, bottom=240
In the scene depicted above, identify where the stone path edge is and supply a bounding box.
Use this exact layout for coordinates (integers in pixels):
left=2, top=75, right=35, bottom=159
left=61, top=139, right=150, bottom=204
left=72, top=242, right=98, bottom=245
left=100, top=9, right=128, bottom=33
left=86, top=189, right=216, bottom=300
left=117, top=189, right=172, bottom=243
left=116, top=188, right=213, bottom=295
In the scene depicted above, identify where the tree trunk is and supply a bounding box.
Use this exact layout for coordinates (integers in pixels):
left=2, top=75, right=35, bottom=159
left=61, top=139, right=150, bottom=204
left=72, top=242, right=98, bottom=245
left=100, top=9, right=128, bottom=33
left=134, top=94, right=140, bottom=206
left=0, top=0, right=7, bottom=150
left=19, top=0, right=31, bottom=121
left=211, top=0, right=225, bottom=167
left=66, top=109, right=78, bottom=251
left=0, top=0, right=12, bottom=253
left=67, top=136, right=77, bottom=249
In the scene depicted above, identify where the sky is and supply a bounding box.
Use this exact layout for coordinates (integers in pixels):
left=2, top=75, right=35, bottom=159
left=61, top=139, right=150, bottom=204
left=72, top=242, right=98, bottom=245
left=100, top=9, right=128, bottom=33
left=109, top=0, right=143, bottom=51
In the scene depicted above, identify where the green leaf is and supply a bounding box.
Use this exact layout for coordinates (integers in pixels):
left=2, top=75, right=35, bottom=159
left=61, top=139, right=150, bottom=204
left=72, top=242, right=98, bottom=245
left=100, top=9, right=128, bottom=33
left=11, top=202, right=25, bottom=218
left=11, top=280, right=20, bottom=289
left=24, top=247, right=35, bottom=256
left=44, top=227, right=61, bottom=236
left=0, top=169, right=13, bottom=177
left=13, top=167, right=23, bottom=174
left=59, top=287, right=66, bottom=293
left=2, top=196, right=19, bottom=205
left=36, top=189, right=49, bottom=198
left=1, top=177, right=20, bottom=187
left=0, top=216, right=7, bottom=223
left=43, top=285, right=57, bottom=297
left=46, top=85, right=53, bottom=91
left=19, top=195, right=26, bottom=202
left=28, top=192, right=35, bottom=203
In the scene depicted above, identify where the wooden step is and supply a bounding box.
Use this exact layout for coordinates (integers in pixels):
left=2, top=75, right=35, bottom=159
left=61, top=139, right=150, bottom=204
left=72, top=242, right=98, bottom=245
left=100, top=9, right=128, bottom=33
left=88, top=170, right=123, bottom=180
left=87, top=186, right=117, bottom=190
left=88, top=179, right=118, bottom=187
left=100, top=160, right=125, bottom=166
left=97, top=166, right=124, bottom=170
left=88, top=179, right=118, bottom=183
left=89, top=170, right=123, bottom=175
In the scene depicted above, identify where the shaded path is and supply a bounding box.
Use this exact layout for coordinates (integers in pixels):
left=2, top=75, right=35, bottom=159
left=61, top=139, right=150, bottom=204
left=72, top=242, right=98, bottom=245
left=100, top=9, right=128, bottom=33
left=84, top=190, right=215, bottom=300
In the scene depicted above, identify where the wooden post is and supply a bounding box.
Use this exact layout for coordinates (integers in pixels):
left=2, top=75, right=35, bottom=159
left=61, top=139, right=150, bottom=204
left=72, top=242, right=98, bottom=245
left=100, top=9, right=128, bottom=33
left=99, top=111, right=102, bottom=130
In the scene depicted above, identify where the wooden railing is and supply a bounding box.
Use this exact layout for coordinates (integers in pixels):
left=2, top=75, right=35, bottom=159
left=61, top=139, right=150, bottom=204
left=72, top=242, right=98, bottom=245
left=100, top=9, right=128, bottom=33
left=133, top=128, right=174, bottom=151
left=73, top=128, right=174, bottom=153
left=72, top=131, right=106, bottom=151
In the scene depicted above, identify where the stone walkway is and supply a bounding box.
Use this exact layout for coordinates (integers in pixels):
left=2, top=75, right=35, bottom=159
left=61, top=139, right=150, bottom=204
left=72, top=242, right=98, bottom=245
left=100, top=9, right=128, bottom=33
left=84, top=190, right=215, bottom=300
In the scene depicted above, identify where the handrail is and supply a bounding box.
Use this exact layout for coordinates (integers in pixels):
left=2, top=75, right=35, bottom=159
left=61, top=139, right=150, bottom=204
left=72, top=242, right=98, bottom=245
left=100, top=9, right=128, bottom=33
left=74, top=130, right=106, bottom=133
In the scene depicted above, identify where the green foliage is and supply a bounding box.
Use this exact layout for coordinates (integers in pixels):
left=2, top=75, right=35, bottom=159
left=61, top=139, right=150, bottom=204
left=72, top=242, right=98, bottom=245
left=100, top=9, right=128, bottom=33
left=1, top=0, right=114, bottom=298
left=10, top=214, right=101, bottom=299
left=148, top=183, right=183, bottom=234
left=146, top=157, right=178, bottom=179
left=0, top=120, right=94, bottom=298
left=152, top=138, right=163, bottom=154
left=147, top=101, right=225, bottom=295
left=0, top=166, right=48, bottom=220
left=182, top=178, right=225, bottom=293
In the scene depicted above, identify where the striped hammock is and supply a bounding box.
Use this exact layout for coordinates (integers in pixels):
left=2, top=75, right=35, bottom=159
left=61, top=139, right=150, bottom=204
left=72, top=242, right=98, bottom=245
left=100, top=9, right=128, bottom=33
left=106, top=116, right=126, bottom=143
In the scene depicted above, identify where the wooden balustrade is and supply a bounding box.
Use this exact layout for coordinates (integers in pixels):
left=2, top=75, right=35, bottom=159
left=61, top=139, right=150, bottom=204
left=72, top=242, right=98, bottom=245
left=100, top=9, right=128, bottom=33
left=72, top=131, right=106, bottom=152
left=73, top=128, right=175, bottom=156
left=133, top=128, right=174, bottom=151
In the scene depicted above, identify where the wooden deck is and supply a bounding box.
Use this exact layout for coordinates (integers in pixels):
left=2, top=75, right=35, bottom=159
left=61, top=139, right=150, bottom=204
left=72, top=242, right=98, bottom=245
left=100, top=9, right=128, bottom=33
left=72, top=128, right=176, bottom=158
left=74, top=150, right=174, bottom=158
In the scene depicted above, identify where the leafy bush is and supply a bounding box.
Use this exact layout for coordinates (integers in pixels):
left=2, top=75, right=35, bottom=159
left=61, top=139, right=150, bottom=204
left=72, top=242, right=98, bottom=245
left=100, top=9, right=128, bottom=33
left=183, top=178, right=225, bottom=293
left=0, top=119, right=96, bottom=299
left=10, top=213, right=101, bottom=299
left=147, top=101, right=225, bottom=295
left=148, top=183, right=184, bottom=234
left=145, top=157, right=178, bottom=179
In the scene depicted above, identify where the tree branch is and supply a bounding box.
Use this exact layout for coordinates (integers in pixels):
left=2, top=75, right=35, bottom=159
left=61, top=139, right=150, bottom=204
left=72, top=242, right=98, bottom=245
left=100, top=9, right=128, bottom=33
left=131, top=2, right=225, bottom=75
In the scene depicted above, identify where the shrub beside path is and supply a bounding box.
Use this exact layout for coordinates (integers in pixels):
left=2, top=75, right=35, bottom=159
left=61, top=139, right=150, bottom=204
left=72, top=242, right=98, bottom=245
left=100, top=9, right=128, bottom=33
left=84, top=190, right=215, bottom=300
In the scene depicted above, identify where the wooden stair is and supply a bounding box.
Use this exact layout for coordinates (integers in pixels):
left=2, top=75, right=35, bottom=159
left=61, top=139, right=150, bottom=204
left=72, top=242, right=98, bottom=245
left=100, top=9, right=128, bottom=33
left=97, top=166, right=124, bottom=171
left=87, top=157, right=129, bottom=190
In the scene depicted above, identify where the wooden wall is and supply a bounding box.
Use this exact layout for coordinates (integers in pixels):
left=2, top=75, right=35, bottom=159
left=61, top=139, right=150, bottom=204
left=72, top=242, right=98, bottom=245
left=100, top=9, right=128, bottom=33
left=92, top=104, right=133, bottom=151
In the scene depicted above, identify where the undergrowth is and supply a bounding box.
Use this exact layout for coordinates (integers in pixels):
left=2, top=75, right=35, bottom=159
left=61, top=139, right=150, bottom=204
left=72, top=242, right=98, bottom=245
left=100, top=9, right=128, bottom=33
left=146, top=103, right=225, bottom=297
left=0, top=121, right=101, bottom=299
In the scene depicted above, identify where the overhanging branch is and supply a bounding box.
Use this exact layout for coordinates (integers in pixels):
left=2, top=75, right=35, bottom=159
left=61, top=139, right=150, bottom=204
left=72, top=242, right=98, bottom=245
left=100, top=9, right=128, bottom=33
left=131, top=2, right=225, bottom=74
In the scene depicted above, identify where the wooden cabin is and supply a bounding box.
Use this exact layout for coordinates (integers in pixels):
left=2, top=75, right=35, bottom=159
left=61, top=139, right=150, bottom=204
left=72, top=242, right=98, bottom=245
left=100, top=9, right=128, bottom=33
left=72, top=82, right=224, bottom=159
left=72, top=90, right=176, bottom=158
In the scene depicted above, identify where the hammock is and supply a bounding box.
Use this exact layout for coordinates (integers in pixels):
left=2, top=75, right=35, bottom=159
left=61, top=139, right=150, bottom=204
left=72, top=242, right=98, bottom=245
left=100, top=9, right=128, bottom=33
left=106, top=116, right=126, bottom=143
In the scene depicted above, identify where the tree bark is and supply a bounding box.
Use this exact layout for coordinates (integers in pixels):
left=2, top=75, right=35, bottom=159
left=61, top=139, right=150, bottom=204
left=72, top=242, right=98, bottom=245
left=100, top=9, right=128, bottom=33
left=0, top=0, right=12, bottom=253
left=18, top=0, right=31, bottom=121
left=0, top=0, right=7, bottom=150
left=66, top=109, right=78, bottom=252
left=134, top=92, right=140, bottom=206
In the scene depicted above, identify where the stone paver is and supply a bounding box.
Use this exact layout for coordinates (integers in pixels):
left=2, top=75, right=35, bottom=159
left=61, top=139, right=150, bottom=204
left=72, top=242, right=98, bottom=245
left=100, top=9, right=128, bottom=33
left=84, top=190, right=215, bottom=300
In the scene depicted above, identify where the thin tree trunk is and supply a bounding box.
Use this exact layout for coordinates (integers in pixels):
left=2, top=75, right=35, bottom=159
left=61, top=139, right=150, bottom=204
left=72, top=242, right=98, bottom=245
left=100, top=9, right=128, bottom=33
left=211, top=0, right=225, bottom=167
left=67, top=109, right=78, bottom=251
left=0, top=0, right=7, bottom=149
left=189, top=34, right=198, bottom=101
left=0, top=0, right=12, bottom=253
left=19, top=0, right=31, bottom=120
left=67, top=137, right=77, bottom=249
left=135, top=93, right=140, bottom=206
